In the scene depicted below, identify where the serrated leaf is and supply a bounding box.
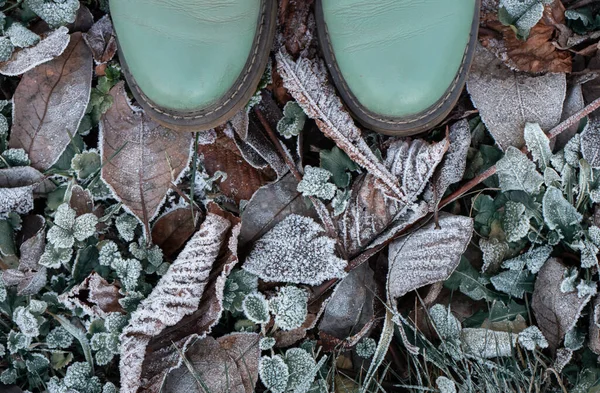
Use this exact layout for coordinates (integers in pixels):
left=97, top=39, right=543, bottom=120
left=8, top=32, right=92, bottom=170
left=387, top=213, right=473, bottom=301
left=524, top=122, right=551, bottom=170
left=467, top=44, right=566, bottom=150
left=276, top=50, right=404, bottom=200
left=119, top=214, right=231, bottom=393
left=532, top=258, right=593, bottom=350
left=100, top=82, right=192, bottom=233
left=496, top=147, right=543, bottom=194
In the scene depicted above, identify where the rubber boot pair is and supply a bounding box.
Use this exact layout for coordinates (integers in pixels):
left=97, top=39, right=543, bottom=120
left=109, top=0, right=480, bottom=135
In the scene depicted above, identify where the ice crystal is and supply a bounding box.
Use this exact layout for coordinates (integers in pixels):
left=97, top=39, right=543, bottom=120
left=25, top=0, right=80, bottom=28
left=242, top=292, right=270, bottom=325
left=260, top=337, right=276, bottom=351
left=356, top=338, right=377, bottom=358
left=7, top=329, right=31, bottom=353
left=560, top=268, right=578, bottom=293
left=115, top=213, right=138, bottom=242
left=436, top=376, right=457, bottom=393
left=259, top=355, right=289, bottom=393
left=502, top=201, right=530, bottom=242
left=429, top=304, right=461, bottom=340
left=6, top=22, right=40, bottom=48
left=244, top=214, right=347, bottom=285
left=71, top=150, right=101, bottom=180
left=46, top=326, right=74, bottom=349
left=0, top=36, right=14, bottom=62
left=277, top=101, right=307, bottom=139
left=2, top=148, right=30, bottom=166
left=270, top=286, right=308, bottom=331
left=14, top=306, right=41, bottom=337
left=577, top=279, right=597, bottom=298
left=518, top=326, right=548, bottom=351
left=297, top=166, right=337, bottom=200
left=496, top=147, right=543, bottom=194
left=285, top=348, right=316, bottom=391
left=91, top=332, right=120, bottom=365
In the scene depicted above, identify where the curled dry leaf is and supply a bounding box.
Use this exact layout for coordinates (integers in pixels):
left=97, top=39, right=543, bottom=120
left=82, top=15, right=117, bottom=64
left=239, top=172, right=317, bottom=246
left=100, top=82, right=193, bottom=233
left=119, top=214, right=231, bottom=393
left=479, top=0, right=571, bottom=73
left=467, top=43, right=566, bottom=150
left=9, top=32, right=92, bottom=171
left=532, top=258, right=593, bottom=351
left=151, top=207, right=202, bottom=259
left=0, top=26, right=71, bottom=76
left=276, top=50, right=404, bottom=200
left=387, top=213, right=474, bottom=302
left=197, top=131, right=275, bottom=204
left=58, top=272, right=123, bottom=318
left=163, top=333, right=259, bottom=393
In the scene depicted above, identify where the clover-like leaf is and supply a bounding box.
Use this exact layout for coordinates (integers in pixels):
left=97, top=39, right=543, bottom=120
left=277, top=101, right=307, bottom=139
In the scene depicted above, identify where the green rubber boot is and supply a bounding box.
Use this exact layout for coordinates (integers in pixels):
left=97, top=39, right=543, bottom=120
left=110, top=0, right=276, bottom=131
left=317, top=0, right=480, bottom=135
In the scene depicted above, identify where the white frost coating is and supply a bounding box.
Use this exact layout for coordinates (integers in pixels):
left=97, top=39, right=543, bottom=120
left=387, top=213, right=473, bottom=301
left=243, top=214, right=347, bottom=285
left=436, top=376, right=457, bottom=393
left=524, top=123, right=552, bottom=170
left=502, top=201, right=530, bottom=242
left=119, top=214, right=230, bottom=393
left=581, top=117, right=600, bottom=168
left=467, top=43, right=566, bottom=150
left=0, top=26, right=70, bottom=76
left=496, top=147, right=544, bottom=194
left=269, top=286, right=308, bottom=331
left=518, top=326, right=548, bottom=351
left=0, top=185, right=33, bottom=218
left=242, top=292, right=270, bottom=325
left=25, top=0, right=80, bottom=28
left=5, top=22, right=40, bottom=48
left=461, top=328, right=516, bottom=358
left=297, top=166, right=336, bottom=200
left=259, top=355, right=289, bottom=393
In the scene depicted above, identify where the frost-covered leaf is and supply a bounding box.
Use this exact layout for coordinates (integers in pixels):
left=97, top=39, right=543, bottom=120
left=320, top=146, right=359, bottom=189
left=0, top=37, right=13, bottom=61
left=429, top=304, right=461, bottom=340
left=297, top=166, right=336, bottom=200
left=6, top=22, right=40, bottom=48
left=356, top=338, right=377, bottom=359
left=496, top=147, right=543, bottom=193
left=436, top=376, right=457, bottom=393
left=0, top=26, right=70, bottom=76
left=573, top=239, right=599, bottom=269
left=277, top=101, right=307, bottom=139
left=491, top=269, right=534, bottom=298
left=518, top=326, right=548, bottom=351
left=82, top=14, right=117, bottom=64
left=101, top=82, right=193, bottom=232
left=47, top=326, right=74, bottom=349
left=284, top=348, right=316, bottom=392
left=0, top=184, right=33, bottom=218
left=119, top=214, right=230, bottom=393
left=270, top=286, right=308, bottom=331
left=542, top=186, right=582, bottom=237
left=259, top=355, right=289, bottom=393
left=467, top=44, right=566, bottom=150
left=564, top=327, right=585, bottom=351
left=524, top=122, right=551, bottom=170
left=71, top=150, right=100, bottom=180
left=460, top=328, right=517, bottom=358
left=387, top=213, right=473, bottom=301
left=151, top=207, right=201, bottom=258
left=242, top=292, right=270, bottom=325
left=260, top=337, right=276, bottom=351
left=502, top=245, right=552, bottom=274
left=503, top=201, right=530, bottom=242
left=58, top=272, right=123, bottom=318
left=8, top=32, right=91, bottom=170
left=560, top=267, right=578, bottom=293
left=444, top=257, right=496, bottom=301
left=115, top=213, right=138, bottom=242
left=532, top=258, right=593, bottom=350
left=577, top=279, right=597, bottom=298
left=480, top=237, right=509, bottom=273
left=14, top=306, right=42, bottom=337
left=498, top=0, right=549, bottom=39
left=25, top=0, right=80, bottom=28
left=223, top=269, right=258, bottom=314
left=276, top=50, right=404, bottom=199
left=243, top=214, right=347, bottom=286
left=581, top=117, right=600, bottom=168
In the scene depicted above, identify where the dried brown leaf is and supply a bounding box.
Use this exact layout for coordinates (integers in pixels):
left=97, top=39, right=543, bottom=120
left=151, top=207, right=202, bottom=259
left=532, top=258, right=593, bottom=351
left=278, top=0, right=316, bottom=57
left=83, top=15, right=117, bottom=64
left=589, top=295, right=600, bottom=355
left=581, top=117, right=600, bottom=168
left=100, top=82, right=193, bottom=232
left=58, top=272, right=123, bottom=318
left=9, top=32, right=92, bottom=170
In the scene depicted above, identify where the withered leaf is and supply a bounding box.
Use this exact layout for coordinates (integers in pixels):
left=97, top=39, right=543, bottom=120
left=532, top=258, right=593, bottom=351
left=151, top=207, right=202, bottom=258
left=0, top=26, right=70, bottom=76
left=467, top=43, right=566, bottom=150
left=278, top=0, right=316, bottom=57
left=197, top=131, right=275, bottom=204
left=0, top=166, right=51, bottom=219
left=580, top=117, right=600, bottom=168
left=589, top=295, right=600, bottom=355
left=82, top=15, right=117, bottom=64
left=9, top=32, right=92, bottom=170
left=239, top=172, right=317, bottom=246
left=58, top=272, right=123, bottom=318
left=100, top=82, right=193, bottom=231
left=387, top=213, right=473, bottom=302
left=119, top=214, right=231, bottom=393
left=276, top=50, right=404, bottom=200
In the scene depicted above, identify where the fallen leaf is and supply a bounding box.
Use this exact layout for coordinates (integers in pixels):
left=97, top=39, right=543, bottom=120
left=581, top=117, right=600, bottom=168
left=119, top=214, right=231, bottom=393
left=589, top=295, right=600, bottom=355
left=58, top=272, right=123, bottom=318
left=532, top=258, right=593, bottom=350
left=9, top=32, right=92, bottom=170
left=100, top=82, right=193, bottom=233
left=83, top=15, right=117, bottom=64
left=162, top=333, right=259, bottom=393
left=278, top=0, right=316, bottom=57
left=276, top=50, right=404, bottom=200
left=151, top=207, right=202, bottom=259
left=239, top=172, right=317, bottom=246
left=69, top=185, right=94, bottom=216
left=467, top=43, right=566, bottom=150
left=0, top=26, right=71, bottom=76
left=556, top=84, right=585, bottom=149
left=460, top=328, right=517, bottom=358
left=197, top=131, right=275, bottom=204
left=480, top=0, right=572, bottom=73
left=387, top=213, right=474, bottom=302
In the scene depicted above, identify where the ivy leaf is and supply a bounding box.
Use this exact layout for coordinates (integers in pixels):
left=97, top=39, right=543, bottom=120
left=387, top=213, right=473, bottom=301
left=532, top=258, right=594, bottom=350
left=243, top=214, right=347, bottom=286
left=524, top=122, right=552, bottom=170
left=542, top=186, right=582, bottom=239
left=496, top=147, right=544, bottom=194
left=320, top=146, right=359, bottom=189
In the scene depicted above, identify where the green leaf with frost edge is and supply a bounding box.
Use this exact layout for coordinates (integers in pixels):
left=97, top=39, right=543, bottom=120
left=496, top=147, right=543, bottom=194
